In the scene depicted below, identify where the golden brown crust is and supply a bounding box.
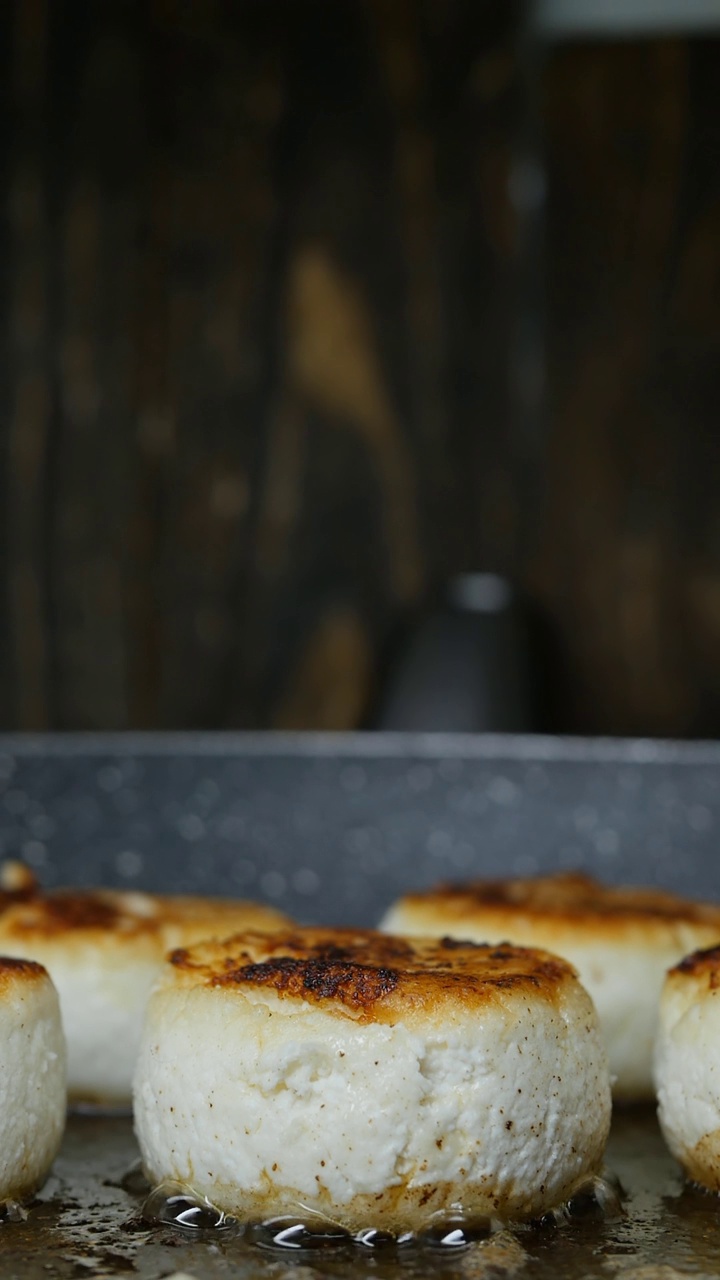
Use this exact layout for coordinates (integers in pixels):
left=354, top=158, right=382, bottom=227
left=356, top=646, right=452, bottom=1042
left=389, top=872, right=720, bottom=940
left=0, top=888, right=290, bottom=947
left=167, top=927, right=577, bottom=1022
left=5, top=893, right=132, bottom=936
left=670, top=945, right=720, bottom=984
left=0, top=955, right=49, bottom=990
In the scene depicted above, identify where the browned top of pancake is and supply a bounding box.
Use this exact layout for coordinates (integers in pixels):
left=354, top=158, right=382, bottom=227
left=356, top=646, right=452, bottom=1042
left=6, top=893, right=137, bottom=935
left=386, top=872, right=720, bottom=941
left=167, top=927, right=579, bottom=1023
left=670, top=944, right=720, bottom=986
left=0, top=954, right=49, bottom=991
left=0, top=886, right=290, bottom=951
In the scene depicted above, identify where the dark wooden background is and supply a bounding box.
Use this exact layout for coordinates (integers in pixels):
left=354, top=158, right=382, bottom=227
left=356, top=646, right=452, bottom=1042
left=2, top=1, right=719, bottom=736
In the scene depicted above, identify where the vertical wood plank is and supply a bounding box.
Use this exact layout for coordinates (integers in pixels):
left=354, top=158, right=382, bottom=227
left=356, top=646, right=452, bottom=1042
left=47, top=5, right=141, bottom=728
left=5, top=0, right=51, bottom=728
left=534, top=38, right=720, bottom=734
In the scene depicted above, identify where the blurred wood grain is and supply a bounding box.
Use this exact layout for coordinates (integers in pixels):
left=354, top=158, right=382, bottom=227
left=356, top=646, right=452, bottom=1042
left=1, top=2, right=718, bottom=735
left=6, top=0, right=51, bottom=729
left=534, top=37, right=720, bottom=734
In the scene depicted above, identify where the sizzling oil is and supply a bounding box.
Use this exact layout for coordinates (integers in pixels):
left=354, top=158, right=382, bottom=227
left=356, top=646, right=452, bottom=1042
left=139, top=1170, right=623, bottom=1253
left=5, top=1109, right=720, bottom=1280
left=142, top=1181, right=239, bottom=1236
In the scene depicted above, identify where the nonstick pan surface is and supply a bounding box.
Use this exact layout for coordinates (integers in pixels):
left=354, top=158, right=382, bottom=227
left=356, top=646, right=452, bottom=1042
left=0, top=732, right=718, bottom=1277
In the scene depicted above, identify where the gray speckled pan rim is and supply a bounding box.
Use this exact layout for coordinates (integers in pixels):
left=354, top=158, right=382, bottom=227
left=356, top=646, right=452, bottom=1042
left=0, top=731, right=718, bottom=926
left=0, top=729, right=719, bottom=763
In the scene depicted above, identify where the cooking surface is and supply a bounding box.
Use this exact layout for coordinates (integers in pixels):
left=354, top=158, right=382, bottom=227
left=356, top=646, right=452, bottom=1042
left=2, top=734, right=720, bottom=1274
left=1, top=1109, right=718, bottom=1279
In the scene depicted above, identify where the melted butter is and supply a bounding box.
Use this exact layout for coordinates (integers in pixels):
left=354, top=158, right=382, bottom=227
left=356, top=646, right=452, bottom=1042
left=142, top=1181, right=239, bottom=1236
left=354, top=1225, right=412, bottom=1249
left=421, top=1210, right=493, bottom=1249
left=531, top=1173, right=624, bottom=1230
left=140, top=1169, right=623, bottom=1250
left=251, top=1215, right=352, bottom=1251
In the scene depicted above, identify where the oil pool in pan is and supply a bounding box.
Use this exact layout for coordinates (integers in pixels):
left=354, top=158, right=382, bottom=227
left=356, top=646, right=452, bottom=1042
left=1, top=1107, right=719, bottom=1279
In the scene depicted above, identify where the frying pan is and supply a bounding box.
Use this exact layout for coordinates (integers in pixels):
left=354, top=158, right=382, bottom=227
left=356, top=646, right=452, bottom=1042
left=0, top=730, right=719, bottom=1278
